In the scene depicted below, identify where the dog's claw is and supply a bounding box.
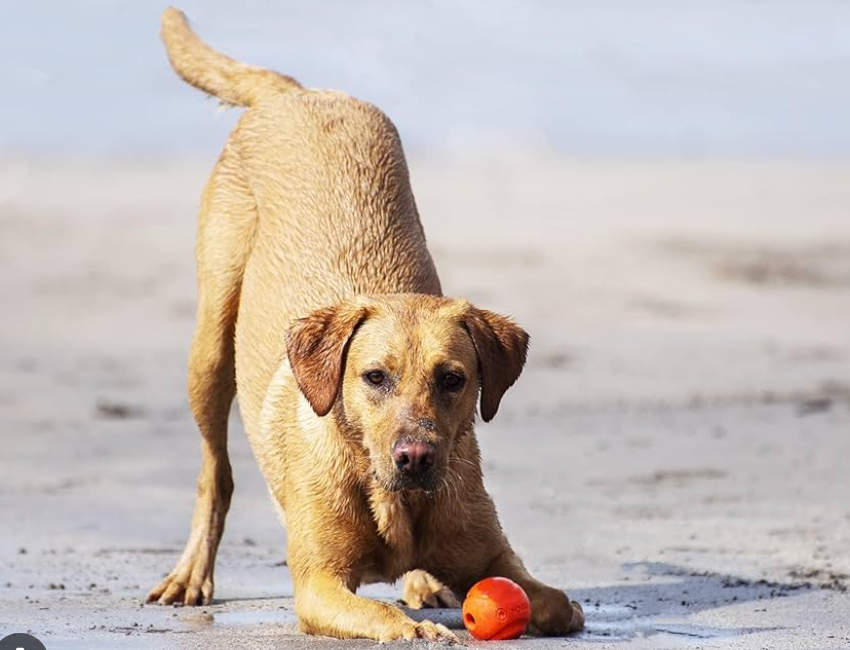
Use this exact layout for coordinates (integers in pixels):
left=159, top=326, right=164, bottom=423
left=402, top=569, right=461, bottom=610
left=399, top=619, right=459, bottom=644
left=147, top=570, right=213, bottom=607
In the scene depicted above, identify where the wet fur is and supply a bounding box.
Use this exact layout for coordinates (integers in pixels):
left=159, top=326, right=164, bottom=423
left=147, top=8, right=584, bottom=642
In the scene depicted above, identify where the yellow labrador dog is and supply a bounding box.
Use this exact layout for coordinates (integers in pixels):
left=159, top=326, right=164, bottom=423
left=147, top=8, right=584, bottom=643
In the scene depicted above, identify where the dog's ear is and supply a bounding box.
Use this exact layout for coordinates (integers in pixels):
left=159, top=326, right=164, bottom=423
left=463, top=307, right=529, bottom=422
left=286, top=303, right=369, bottom=417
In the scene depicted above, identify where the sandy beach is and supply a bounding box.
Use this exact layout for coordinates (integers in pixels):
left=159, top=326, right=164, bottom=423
left=1, top=156, right=848, bottom=648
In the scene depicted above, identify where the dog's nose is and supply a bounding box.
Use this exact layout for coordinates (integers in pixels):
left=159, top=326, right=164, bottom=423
left=393, top=439, right=436, bottom=475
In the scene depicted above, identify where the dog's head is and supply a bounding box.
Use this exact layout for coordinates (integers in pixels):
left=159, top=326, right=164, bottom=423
left=286, top=295, right=528, bottom=492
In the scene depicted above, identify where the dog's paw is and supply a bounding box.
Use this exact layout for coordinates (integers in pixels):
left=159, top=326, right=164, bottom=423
left=146, top=559, right=214, bottom=606
left=527, top=587, right=584, bottom=636
left=402, top=570, right=461, bottom=609
left=383, top=619, right=459, bottom=644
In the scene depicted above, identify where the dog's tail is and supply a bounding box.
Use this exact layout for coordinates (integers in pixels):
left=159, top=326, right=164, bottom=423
left=160, top=7, right=302, bottom=107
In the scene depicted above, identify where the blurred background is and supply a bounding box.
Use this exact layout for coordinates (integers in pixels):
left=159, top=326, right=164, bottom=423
left=1, top=2, right=849, bottom=648
left=3, top=1, right=850, bottom=158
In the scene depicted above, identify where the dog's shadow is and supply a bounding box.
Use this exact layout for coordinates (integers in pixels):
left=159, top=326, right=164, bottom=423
left=405, top=562, right=804, bottom=642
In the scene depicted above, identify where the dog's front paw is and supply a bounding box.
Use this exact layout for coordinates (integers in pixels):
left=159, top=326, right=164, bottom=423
left=402, top=570, right=461, bottom=609
left=527, top=587, right=584, bottom=636
left=384, top=618, right=458, bottom=644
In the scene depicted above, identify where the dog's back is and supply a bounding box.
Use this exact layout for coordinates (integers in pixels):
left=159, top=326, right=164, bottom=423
left=160, top=8, right=440, bottom=433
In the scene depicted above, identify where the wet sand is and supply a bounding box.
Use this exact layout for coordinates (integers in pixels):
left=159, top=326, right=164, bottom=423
left=1, top=157, right=849, bottom=648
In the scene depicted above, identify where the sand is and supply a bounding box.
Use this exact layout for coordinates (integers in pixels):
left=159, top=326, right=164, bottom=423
left=1, top=156, right=849, bottom=648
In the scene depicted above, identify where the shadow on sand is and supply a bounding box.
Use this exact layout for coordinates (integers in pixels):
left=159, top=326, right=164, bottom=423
left=194, top=561, right=809, bottom=643
left=565, top=561, right=801, bottom=643
left=405, top=562, right=802, bottom=643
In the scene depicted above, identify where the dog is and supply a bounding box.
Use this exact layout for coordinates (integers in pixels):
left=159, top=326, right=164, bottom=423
left=147, top=8, right=585, bottom=642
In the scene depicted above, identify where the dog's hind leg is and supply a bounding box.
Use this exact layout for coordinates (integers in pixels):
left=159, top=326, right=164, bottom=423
left=401, top=570, right=461, bottom=609
left=148, top=142, right=258, bottom=606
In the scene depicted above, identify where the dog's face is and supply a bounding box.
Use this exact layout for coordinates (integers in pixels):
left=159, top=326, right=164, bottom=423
left=286, top=295, right=528, bottom=492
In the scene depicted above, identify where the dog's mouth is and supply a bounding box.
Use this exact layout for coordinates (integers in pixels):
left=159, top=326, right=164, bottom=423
left=374, top=468, right=440, bottom=493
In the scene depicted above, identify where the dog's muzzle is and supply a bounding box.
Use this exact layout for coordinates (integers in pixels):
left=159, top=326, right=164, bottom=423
left=391, top=437, right=437, bottom=488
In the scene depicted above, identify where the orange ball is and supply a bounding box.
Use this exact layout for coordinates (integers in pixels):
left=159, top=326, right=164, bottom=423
left=462, top=577, right=531, bottom=640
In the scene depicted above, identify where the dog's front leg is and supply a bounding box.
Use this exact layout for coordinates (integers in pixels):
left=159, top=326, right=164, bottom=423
left=294, top=572, right=458, bottom=643
left=478, top=548, right=584, bottom=636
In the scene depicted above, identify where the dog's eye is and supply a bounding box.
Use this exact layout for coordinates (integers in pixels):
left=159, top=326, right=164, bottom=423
left=441, top=372, right=464, bottom=391
left=364, top=370, right=386, bottom=386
